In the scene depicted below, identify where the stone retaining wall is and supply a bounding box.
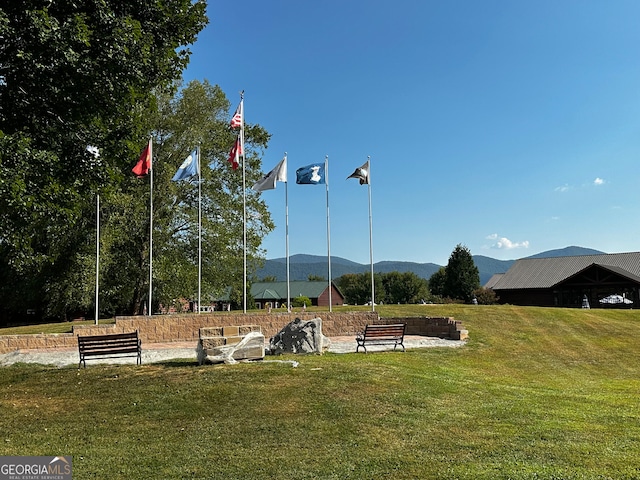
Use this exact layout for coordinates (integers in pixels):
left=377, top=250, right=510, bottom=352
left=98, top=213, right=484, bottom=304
left=0, top=313, right=466, bottom=353
left=401, top=316, right=468, bottom=340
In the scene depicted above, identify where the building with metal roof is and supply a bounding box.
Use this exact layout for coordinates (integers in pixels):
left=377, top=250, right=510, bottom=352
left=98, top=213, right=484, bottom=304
left=251, top=281, right=344, bottom=309
left=486, top=252, right=640, bottom=308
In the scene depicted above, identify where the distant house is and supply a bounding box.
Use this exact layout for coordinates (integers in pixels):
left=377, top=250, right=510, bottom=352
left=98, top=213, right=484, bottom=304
left=251, top=281, right=344, bottom=309
left=486, top=252, right=640, bottom=308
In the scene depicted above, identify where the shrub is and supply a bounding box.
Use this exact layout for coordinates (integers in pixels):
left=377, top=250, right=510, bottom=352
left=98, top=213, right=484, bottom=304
left=473, top=288, right=499, bottom=305
left=291, top=296, right=311, bottom=308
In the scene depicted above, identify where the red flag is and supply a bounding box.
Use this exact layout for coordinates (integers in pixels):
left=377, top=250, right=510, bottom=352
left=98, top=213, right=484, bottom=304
left=228, top=135, right=242, bottom=170
left=230, top=99, right=243, bottom=128
left=132, top=139, right=152, bottom=177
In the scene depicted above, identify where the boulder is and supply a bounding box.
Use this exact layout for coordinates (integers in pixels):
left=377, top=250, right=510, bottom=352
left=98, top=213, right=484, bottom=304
left=268, top=317, right=330, bottom=355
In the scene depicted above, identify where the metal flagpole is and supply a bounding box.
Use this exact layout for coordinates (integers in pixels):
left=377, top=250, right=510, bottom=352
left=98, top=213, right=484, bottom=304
left=197, top=145, right=202, bottom=314
left=285, top=153, right=291, bottom=313
left=95, top=194, right=100, bottom=325
left=240, top=91, right=247, bottom=313
left=325, top=155, right=332, bottom=312
left=148, top=138, right=153, bottom=316
left=367, top=156, right=375, bottom=312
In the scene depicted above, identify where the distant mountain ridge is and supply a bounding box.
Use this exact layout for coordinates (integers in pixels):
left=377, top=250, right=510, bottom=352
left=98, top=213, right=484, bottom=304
left=256, top=246, right=606, bottom=286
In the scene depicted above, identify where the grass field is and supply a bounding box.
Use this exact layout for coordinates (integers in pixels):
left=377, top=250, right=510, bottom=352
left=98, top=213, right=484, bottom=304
left=1, top=305, right=639, bottom=479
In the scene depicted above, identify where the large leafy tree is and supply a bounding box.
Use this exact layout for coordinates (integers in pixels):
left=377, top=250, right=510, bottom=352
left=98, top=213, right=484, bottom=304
left=442, top=244, right=480, bottom=303
left=0, top=1, right=207, bottom=321
left=336, top=272, right=384, bottom=305
left=97, top=80, right=273, bottom=315
left=382, top=271, right=429, bottom=304
left=338, top=271, right=430, bottom=305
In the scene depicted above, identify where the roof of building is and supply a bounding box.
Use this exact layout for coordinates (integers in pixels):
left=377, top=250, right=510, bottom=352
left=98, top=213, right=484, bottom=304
left=488, top=252, right=640, bottom=290
left=251, top=281, right=342, bottom=300
left=484, top=273, right=504, bottom=289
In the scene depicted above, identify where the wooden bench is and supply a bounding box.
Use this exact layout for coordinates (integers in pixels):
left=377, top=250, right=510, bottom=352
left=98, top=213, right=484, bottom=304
left=356, top=324, right=406, bottom=353
left=77, top=331, right=142, bottom=368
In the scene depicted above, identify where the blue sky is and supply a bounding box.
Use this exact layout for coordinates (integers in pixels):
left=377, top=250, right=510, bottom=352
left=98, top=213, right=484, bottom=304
left=182, top=0, right=640, bottom=266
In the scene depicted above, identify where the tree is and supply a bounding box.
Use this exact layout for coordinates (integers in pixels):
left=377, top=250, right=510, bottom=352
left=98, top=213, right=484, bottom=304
left=429, top=267, right=447, bottom=297
left=336, top=274, right=366, bottom=305
left=336, top=272, right=383, bottom=305
left=382, top=271, right=429, bottom=304
left=443, top=244, right=480, bottom=303
left=98, top=81, right=272, bottom=315
left=308, top=274, right=326, bottom=281
left=0, top=1, right=208, bottom=322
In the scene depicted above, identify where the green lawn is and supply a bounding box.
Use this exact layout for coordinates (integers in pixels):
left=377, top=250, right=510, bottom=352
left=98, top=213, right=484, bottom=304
left=1, top=305, right=639, bottom=479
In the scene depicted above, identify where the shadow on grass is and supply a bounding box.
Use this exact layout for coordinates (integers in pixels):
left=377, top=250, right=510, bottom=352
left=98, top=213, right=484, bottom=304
left=151, top=359, right=200, bottom=368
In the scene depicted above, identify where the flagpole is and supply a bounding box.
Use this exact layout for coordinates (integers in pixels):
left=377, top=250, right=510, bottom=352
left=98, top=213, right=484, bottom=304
left=325, top=155, right=332, bottom=312
left=367, top=156, right=375, bottom=312
left=240, top=91, right=247, bottom=314
left=148, top=138, right=153, bottom=316
left=197, top=145, right=202, bottom=314
left=285, top=153, right=290, bottom=313
left=95, top=194, right=100, bottom=325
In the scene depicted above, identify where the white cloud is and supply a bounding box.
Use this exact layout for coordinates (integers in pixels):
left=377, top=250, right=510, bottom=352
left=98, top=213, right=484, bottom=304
left=486, top=234, right=530, bottom=250
left=593, top=177, right=605, bottom=186
left=555, top=184, right=570, bottom=192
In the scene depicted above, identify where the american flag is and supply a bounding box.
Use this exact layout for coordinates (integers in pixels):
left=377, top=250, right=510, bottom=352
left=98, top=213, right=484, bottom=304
left=228, top=134, right=242, bottom=170
left=230, top=99, right=243, bottom=128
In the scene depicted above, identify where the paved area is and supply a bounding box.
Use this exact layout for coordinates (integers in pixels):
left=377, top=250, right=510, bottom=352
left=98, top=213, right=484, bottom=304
left=0, top=336, right=466, bottom=368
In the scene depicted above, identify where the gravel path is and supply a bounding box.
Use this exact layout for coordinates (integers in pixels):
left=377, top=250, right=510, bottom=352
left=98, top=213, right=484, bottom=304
left=0, top=336, right=465, bottom=368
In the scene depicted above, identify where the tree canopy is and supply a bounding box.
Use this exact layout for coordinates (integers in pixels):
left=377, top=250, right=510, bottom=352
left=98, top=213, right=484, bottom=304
left=0, top=1, right=235, bottom=322
left=101, top=80, right=272, bottom=315
left=337, top=271, right=429, bottom=305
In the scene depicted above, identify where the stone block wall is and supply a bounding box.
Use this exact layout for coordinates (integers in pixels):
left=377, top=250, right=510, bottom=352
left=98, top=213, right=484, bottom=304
left=0, top=312, right=375, bottom=353
left=0, top=312, right=467, bottom=353
left=400, top=316, right=468, bottom=340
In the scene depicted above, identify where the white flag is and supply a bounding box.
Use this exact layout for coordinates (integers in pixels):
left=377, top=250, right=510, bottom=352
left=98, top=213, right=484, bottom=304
left=252, top=157, right=287, bottom=192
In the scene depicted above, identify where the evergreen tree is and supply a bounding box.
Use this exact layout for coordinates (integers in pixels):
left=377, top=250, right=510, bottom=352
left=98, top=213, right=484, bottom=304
left=443, top=244, right=480, bottom=302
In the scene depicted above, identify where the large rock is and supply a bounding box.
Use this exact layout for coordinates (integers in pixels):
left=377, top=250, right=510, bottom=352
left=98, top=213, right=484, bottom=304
left=268, top=317, right=330, bottom=355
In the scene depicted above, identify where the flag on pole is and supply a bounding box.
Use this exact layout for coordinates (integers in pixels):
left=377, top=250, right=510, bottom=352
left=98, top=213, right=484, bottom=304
left=252, top=157, right=287, bottom=192
left=230, top=98, right=243, bottom=128
left=228, top=134, right=242, bottom=170
left=132, top=139, right=152, bottom=177
left=296, top=163, right=326, bottom=185
left=347, top=160, right=370, bottom=185
left=172, top=150, right=199, bottom=181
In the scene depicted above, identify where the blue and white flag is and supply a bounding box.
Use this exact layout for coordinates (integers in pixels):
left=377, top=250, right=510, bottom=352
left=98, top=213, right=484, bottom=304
left=296, top=163, right=325, bottom=185
left=172, top=150, right=199, bottom=181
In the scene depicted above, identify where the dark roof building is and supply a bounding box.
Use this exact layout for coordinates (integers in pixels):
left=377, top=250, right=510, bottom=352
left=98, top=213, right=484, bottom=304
left=251, top=281, right=344, bottom=308
left=487, top=252, right=640, bottom=308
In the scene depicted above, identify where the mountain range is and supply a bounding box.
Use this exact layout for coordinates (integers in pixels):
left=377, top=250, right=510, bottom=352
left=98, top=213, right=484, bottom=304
left=256, top=246, right=606, bottom=286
